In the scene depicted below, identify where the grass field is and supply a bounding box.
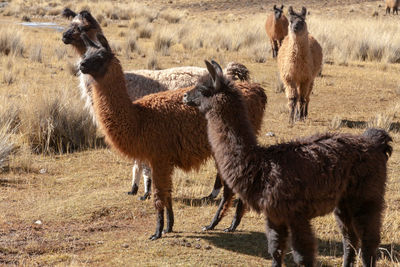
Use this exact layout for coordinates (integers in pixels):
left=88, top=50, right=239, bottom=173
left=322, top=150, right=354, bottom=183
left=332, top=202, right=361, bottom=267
left=0, top=0, right=399, bottom=266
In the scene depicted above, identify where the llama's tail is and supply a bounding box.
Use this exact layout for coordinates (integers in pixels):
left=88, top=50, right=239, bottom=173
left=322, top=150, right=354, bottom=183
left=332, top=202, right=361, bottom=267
left=225, top=62, right=250, bottom=82
left=363, top=128, right=393, bottom=160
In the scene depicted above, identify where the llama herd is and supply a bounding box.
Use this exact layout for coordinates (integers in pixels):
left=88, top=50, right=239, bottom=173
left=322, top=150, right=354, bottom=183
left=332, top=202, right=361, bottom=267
left=61, top=4, right=393, bottom=267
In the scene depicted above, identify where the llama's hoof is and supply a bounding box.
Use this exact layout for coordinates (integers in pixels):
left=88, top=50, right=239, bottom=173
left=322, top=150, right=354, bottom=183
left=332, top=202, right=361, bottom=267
left=127, top=184, right=138, bottom=195
left=149, top=233, right=161, bottom=240
left=139, top=192, right=151, bottom=201
left=202, top=225, right=214, bottom=231
left=162, top=229, right=173, bottom=234
left=223, top=227, right=235, bottom=233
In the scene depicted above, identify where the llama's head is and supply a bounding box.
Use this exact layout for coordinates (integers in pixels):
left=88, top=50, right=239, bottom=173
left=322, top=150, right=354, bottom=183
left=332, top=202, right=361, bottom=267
left=62, top=10, right=102, bottom=54
left=62, top=8, right=77, bottom=19
left=273, top=5, right=285, bottom=20
left=79, top=33, right=113, bottom=78
left=183, top=60, right=238, bottom=114
left=225, top=62, right=250, bottom=82
left=288, top=6, right=308, bottom=36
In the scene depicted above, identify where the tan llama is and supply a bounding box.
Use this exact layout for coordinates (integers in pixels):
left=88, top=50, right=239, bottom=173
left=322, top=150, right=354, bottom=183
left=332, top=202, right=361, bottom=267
left=386, top=0, right=399, bottom=14
left=277, top=6, right=322, bottom=123
left=265, top=4, right=289, bottom=58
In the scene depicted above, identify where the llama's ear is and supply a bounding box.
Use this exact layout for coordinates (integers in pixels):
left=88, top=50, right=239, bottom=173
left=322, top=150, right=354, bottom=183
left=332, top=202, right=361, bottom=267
left=273, top=4, right=276, bottom=10
left=210, top=60, right=223, bottom=77
left=97, top=33, right=111, bottom=52
left=301, top=7, right=307, bottom=18
left=80, top=10, right=98, bottom=27
left=62, top=8, right=76, bottom=18
left=81, top=32, right=99, bottom=49
left=205, top=60, right=216, bottom=82
left=288, top=6, right=294, bottom=15
left=205, top=60, right=221, bottom=91
left=281, top=5, right=284, bottom=10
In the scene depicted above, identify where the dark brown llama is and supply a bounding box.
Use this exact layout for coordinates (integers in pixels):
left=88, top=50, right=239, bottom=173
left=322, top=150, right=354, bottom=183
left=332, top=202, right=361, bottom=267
left=76, top=34, right=267, bottom=239
left=62, top=8, right=77, bottom=19
left=183, top=60, right=392, bottom=267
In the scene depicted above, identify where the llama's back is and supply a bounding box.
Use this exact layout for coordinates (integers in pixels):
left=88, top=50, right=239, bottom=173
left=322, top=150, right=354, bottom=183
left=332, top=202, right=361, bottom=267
left=132, top=83, right=266, bottom=171
left=265, top=14, right=288, bottom=41
left=133, top=67, right=207, bottom=90
left=309, top=35, right=323, bottom=79
left=255, top=131, right=391, bottom=219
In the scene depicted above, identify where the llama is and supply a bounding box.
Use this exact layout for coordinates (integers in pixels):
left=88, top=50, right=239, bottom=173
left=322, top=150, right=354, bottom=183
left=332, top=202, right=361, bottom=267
left=386, top=0, right=399, bottom=15
left=265, top=5, right=289, bottom=58
left=277, top=6, right=322, bottom=123
left=62, top=8, right=77, bottom=19
left=76, top=33, right=267, bottom=239
left=62, top=10, right=250, bottom=201
left=183, top=59, right=392, bottom=267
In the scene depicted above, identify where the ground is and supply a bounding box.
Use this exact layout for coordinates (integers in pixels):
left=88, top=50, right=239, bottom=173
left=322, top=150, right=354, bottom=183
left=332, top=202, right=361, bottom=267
left=0, top=0, right=399, bottom=266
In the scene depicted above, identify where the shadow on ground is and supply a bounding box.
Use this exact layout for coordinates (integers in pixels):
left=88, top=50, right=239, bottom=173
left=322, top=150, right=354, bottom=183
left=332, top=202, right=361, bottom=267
left=187, top=231, right=400, bottom=265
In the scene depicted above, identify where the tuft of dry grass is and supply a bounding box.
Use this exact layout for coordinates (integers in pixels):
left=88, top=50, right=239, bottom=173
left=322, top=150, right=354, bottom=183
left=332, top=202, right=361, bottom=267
left=158, top=8, right=184, bottom=24
left=0, top=26, right=24, bottom=56
left=137, top=24, right=153, bottom=39
left=30, top=44, right=43, bottom=63
left=0, top=120, right=15, bottom=171
left=154, top=32, right=173, bottom=56
left=18, top=87, right=99, bottom=154
left=146, top=53, right=160, bottom=70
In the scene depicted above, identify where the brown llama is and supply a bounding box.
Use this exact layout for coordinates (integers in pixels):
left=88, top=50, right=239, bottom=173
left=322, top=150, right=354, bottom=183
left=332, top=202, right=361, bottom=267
left=265, top=5, right=289, bottom=58
left=277, top=6, right=322, bottom=123
left=76, top=33, right=267, bottom=240
left=62, top=10, right=250, bottom=201
left=386, top=0, right=399, bottom=15
left=183, top=60, right=392, bottom=267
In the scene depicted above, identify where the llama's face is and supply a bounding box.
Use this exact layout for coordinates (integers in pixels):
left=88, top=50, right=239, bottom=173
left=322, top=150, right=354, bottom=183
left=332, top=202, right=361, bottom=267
left=273, top=5, right=284, bottom=20
left=79, top=33, right=113, bottom=78
left=183, top=60, right=232, bottom=114
left=62, top=11, right=101, bottom=52
left=288, top=7, right=307, bottom=35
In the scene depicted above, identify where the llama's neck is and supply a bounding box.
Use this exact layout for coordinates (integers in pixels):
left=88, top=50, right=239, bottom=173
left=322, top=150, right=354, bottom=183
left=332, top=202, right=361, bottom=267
left=89, top=58, right=140, bottom=158
left=205, top=94, right=258, bottom=197
left=288, top=31, right=310, bottom=56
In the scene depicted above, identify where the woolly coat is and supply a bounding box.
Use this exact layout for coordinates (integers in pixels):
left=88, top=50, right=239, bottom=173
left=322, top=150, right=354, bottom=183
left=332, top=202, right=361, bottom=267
left=278, top=32, right=322, bottom=101
left=265, top=13, right=289, bottom=45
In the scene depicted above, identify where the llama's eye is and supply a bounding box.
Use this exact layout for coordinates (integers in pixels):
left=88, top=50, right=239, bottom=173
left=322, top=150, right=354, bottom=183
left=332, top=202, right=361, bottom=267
left=199, top=86, right=211, bottom=97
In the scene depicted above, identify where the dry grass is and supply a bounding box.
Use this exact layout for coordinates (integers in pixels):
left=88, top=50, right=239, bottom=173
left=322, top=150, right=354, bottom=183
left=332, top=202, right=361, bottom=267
left=0, top=26, right=24, bottom=57
left=309, top=16, right=400, bottom=64
left=0, top=0, right=399, bottom=266
left=0, top=121, right=15, bottom=171
left=18, top=87, right=99, bottom=154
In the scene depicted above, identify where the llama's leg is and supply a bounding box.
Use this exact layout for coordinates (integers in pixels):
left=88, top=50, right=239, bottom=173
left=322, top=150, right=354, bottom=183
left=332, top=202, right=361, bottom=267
left=203, top=183, right=234, bottom=231
left=201, top=173, right=222, bottom=201
left=149, top=166, right=173, bottom=240
left=139, top=163, right=152, bottom=200
left=273, top=40, right=279, bottom=58
left=266, top=219, right=288, bottom=267
left=386, top=7, right=390, bottom=14
left=285, top=81, right=298, bottom=124
left=289, top=220, right=316, bottom=267
left=163, top=194, right=174, bottom=234
left=303, top=81, right=314, bottom=120
left=271, top=39, right=276, bottom=58
left=128, top=160, right=141, bottom=195
left=352, top=201, right=383, bottom=267
left=298, top=81, right=311, bottom=121
left=334, top=202, right=360, bottom=267
left=224, top=198, right=246, bottom=232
